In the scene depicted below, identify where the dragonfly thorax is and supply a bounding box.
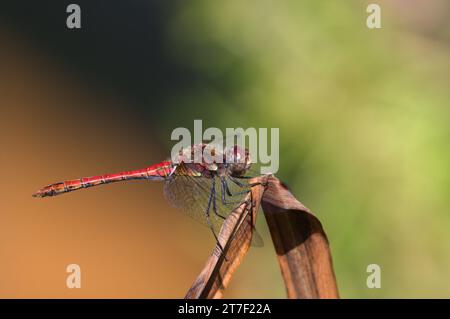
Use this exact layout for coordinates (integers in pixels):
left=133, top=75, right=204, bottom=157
left=224, top=146, right=252, bottom=177
left=172, top=144, right=252, bottom=178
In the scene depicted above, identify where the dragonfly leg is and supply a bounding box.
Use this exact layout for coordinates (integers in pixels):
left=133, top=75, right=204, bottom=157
left=205, top=180, right=226, bottom=257
left=232, top=175, right=253, bottom=179
left=221, top=179, right=254, bottom=214
left=220, top=177, right=249, bottom=206
left=211, top=178, right=225, bottom=220
left=223, top=177, right=243, bottom=196
left=230, top=176, right=267, bottom=189
left=226, top=177, right=253, bottom=196
left=211, top=178, right=226, bottom=220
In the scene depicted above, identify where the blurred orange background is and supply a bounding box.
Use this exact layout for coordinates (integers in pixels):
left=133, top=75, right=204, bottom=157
left=0, top=28, right=282, bottom=298
left=1, top=1, right=450, bottom=298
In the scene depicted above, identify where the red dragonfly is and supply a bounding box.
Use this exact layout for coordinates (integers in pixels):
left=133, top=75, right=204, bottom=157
left=33, top=144, right=262, bottom=251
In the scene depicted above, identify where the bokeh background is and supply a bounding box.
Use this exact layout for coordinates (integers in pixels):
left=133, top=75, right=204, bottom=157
left=1, top=0, right=449, bottom=298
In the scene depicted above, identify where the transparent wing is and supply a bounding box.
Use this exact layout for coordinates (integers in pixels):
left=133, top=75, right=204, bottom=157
left=224, top=175, right=264, bottom=247
left=163, top=175, right=214, bottom=225
left=163, top=174, right=263, bottom=246
left=164, top=175, right=233, bottom=237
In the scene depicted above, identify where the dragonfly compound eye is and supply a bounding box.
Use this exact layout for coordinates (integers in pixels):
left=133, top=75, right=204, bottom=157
left=225, top=146, right=252, bottom=176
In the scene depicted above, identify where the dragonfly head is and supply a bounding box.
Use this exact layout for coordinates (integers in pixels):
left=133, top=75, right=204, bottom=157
left=226, top=145, right=252, bottom=177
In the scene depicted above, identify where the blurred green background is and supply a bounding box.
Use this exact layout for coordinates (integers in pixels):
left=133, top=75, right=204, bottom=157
left=165, top=0, right=450, bottom=298
left=1, top=0, right=449, bottom=298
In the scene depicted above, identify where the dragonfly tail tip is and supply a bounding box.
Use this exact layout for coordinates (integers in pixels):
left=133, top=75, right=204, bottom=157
left=32, top=190, right=45, bottom=198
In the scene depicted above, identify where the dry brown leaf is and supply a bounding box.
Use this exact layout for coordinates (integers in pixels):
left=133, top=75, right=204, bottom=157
left=185, top=177, right=265, bottom=299
left=261, top=175, right=339, bottom=298
left=185, top=175, right=339, bottom=299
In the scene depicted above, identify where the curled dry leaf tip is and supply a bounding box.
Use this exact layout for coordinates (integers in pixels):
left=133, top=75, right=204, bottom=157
left=185, top=175, right=339, bottom=299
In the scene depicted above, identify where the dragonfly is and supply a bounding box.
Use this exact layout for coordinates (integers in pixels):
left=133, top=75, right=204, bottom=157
left=33, top=144, right=263, bottom=252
